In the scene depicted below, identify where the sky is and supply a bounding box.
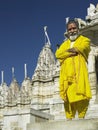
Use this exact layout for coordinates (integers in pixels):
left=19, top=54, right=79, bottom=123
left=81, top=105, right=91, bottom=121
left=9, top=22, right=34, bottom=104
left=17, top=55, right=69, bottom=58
left=0, top=0, right=98, bottom=85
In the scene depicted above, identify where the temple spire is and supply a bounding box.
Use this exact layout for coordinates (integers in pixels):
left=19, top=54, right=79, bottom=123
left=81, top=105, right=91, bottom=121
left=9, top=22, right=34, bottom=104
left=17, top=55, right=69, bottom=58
left=44, top=26, right=51, bottom=45
left=24, top=63, right=27, bottom=79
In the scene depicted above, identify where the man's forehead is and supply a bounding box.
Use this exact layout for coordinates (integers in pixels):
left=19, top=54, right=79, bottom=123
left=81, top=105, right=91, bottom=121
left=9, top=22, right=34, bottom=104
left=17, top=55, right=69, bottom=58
left=68, top=23, right=77, bottom=27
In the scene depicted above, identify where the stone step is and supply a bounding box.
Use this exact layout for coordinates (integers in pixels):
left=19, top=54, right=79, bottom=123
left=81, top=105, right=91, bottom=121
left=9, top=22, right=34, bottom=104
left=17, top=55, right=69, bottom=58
left=27, top=118, right=98, bottom=130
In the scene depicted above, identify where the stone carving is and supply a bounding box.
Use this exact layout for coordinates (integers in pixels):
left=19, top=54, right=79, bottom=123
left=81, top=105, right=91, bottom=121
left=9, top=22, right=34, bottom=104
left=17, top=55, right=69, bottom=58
left=8, top=78, right=20, bottom=105
left=0, top=83, right=9, bottom=107
left=88, top=46, right=97, bottom=73
left=55, top=60, right=60, bottom=75
left=86, top=3, right=98, bottom=24
left=21, top=77, right=32, bottom=103
left=87, top=3, right=96, bottom=16
left=32, top=39, right=56, bottom=80
left=33, top=49, right=55, bottom=79
left=75, top=18, right=87, bottom=28
left=96, top=4, right=98, bottom=12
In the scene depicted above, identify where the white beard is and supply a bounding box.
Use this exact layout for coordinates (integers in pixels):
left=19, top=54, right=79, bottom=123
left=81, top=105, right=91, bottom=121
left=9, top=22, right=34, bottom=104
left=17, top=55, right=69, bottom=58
left=69, top=34, right=78, bottom=41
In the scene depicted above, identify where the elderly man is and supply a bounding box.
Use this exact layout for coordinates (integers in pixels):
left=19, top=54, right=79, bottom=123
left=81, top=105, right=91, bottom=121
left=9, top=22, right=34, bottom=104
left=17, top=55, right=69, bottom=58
left=55, top=19, right=92, bottom=120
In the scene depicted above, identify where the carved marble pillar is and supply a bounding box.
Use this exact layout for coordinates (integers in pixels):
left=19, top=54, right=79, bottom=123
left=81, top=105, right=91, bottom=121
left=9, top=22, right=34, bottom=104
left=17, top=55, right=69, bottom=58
left=88, top=49, right=97, bottom=103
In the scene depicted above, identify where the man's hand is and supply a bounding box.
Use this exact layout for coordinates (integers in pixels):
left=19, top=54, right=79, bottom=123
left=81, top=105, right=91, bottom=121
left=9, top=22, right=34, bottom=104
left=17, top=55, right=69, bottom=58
left=66, top=48, right=78, bottom=56
left=70, top=53, right=78, bottom=56
left=67, top=48, right=77, bottom=53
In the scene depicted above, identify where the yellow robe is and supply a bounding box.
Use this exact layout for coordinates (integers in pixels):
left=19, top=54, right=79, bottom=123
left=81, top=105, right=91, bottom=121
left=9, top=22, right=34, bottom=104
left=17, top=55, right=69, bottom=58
left=55, top=35, right=92, bottom=103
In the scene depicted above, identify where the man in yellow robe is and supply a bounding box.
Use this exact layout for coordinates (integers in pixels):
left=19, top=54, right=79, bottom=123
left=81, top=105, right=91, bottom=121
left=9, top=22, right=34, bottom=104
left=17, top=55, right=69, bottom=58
left=55, top=19, right=92, bottom=119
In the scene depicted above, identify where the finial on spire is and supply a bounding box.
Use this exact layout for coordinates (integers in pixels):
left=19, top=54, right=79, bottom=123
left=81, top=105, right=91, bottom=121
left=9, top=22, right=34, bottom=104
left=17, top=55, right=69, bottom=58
left=24, top=63, right=27, bottom=79
left=65, top=17, right=69, bottom=24
left=44, top=26, right=51, bottom=45
left=1, top=71, right=4, bottom=84
left=12, top=67, right=15, bottom=79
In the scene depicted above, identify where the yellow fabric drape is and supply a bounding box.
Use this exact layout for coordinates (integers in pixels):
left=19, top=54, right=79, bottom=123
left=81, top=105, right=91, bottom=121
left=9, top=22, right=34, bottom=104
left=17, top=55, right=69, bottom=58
left=55, top=35, right=92, bottom=103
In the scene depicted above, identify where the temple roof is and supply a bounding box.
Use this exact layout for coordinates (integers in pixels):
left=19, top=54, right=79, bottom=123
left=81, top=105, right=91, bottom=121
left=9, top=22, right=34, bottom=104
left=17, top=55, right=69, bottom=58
left=32, top=43, right=56, bottom=80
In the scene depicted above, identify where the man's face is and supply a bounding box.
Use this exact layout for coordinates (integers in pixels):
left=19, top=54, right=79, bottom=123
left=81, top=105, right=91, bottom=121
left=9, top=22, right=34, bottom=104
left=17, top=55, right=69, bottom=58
left=67, top=23, right=79, bottom=41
